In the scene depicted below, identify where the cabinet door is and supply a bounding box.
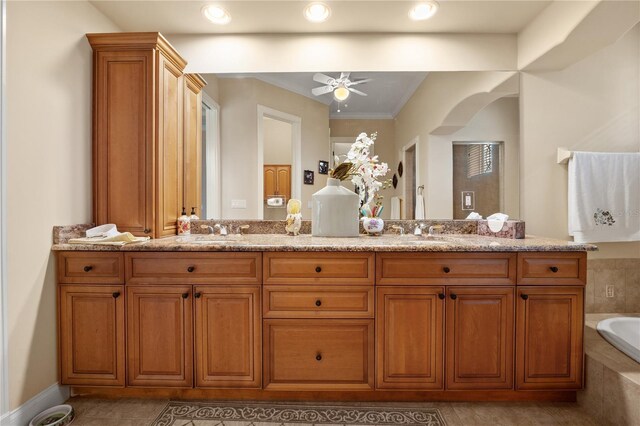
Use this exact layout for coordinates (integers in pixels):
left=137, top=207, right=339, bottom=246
left=516, top=286, right=584, bottom=390
left=59, top=285, right=125, bottom=386
left=276, top=166, right=291, bottom=201
left=194, top=286, right=261, bottom=388
left=376, top=287, right=444, bottom=389
left=156, top=53, right=184, bottom=237
left=94, top=50, right=153, bottom=236
left=446, top=287, right=514, bottom=389
left=127, top=285, right=193, bottom=387
left=264, top=166, right=277, bottom=198
left=183, top=74, right=203, bottom=217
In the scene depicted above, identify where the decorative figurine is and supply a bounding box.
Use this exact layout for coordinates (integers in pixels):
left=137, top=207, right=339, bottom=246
left=285, top=199, right=302, bottom=236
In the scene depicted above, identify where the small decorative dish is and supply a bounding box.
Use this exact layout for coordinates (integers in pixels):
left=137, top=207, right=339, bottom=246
left=29, top=404, right=75, bottom=426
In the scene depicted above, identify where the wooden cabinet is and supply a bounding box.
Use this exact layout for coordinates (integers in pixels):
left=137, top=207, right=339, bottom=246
left=183, top=74, right=206, bottom=218
left=446, top=287, right=514, bottom=390
left=264, top=252, right=374, bottom=285
left=194, top=286, right=261, bottom=388
left=516, top=286, right=584, bottom=390
left=264, top=165, right=291, bottom=201
left=59, top=285, right=125, bottom=386
left=88, top=33, right=205, bottom=238
left=127, top=285, right=193, bottom=387
left=376, top=287, right=444, bottom=390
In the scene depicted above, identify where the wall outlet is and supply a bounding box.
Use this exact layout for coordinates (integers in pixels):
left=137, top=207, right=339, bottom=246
left=606, top=285, right=615, bottom=298
left=231, top=199, right=247, bottom=209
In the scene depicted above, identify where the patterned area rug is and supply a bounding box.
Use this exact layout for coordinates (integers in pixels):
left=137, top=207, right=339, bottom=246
left=151, top=401, right=446, bottom=426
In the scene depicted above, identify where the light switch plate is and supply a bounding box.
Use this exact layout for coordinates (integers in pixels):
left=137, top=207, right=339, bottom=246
left=231, top=199, right=247, bottom=209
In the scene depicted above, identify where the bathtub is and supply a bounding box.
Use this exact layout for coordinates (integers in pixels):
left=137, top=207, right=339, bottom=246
left=596, top=317, right=640, bottom=363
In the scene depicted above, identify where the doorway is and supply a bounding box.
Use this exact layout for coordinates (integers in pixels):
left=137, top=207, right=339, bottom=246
left=401, top=137, right=419, bottom=220
left=202, top=92, right=220, bottom=219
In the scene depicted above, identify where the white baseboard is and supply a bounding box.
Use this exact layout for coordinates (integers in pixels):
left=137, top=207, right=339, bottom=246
left=0, top=383, right=69, bottom=426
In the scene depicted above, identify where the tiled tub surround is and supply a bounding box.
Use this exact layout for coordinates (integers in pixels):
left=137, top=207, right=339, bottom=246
left=579, top=313, right=640, bottom=425
left=586, top=258, right=640, bottom=313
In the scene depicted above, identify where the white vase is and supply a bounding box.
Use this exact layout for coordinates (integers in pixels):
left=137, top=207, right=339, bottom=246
left=362, top=217, right=384, bottom=236
left=312, top=178, right=360, bottom=237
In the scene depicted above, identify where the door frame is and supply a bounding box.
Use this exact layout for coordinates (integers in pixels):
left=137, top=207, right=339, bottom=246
left=257, top=105, right=301, bottom=220
left=400, top=136, right=420, bottom=219
left=0, top=0, right=7, bottom=414
left=202, top=92, right=221, bottom=219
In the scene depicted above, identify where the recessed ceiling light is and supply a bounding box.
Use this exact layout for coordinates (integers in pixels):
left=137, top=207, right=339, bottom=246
left=304, top=2, right=331, bottom=23
left=202, top=5, right=231, bottom=25
left=409, top=1, right=439, bottom=21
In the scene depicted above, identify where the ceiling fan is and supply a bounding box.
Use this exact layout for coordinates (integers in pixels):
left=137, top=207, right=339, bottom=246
left=311, top=72, right=373, bottom=101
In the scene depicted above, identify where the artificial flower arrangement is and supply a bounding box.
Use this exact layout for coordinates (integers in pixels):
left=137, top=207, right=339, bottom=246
left=330, top=132, right=391, bottom=220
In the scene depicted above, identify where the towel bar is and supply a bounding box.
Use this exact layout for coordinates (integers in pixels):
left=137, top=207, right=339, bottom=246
left=557, top=147, right=573, bottom=164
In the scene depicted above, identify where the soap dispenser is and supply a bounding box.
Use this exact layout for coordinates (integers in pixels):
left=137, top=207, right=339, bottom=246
left=177, top=207, right=191, bottom=235
left=189, top=207, right=199, bottom=221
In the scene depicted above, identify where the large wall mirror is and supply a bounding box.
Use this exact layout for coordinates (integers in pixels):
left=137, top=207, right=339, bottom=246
left=199, top=71, right=520, bottom=221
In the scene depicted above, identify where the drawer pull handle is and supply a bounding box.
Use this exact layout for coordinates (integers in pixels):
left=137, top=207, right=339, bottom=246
left=182, top=293, right=189, bottom=299
left=549, top=266, right=559, bottom=273
left=438, top=293, right=445, bottom=300
left=315, top=299, right=322, bottom=307
left=443, top=266, right=451, bottom=273
left=83, top=265, right=93, bottom=272
left=315, top=266, right=322, bottom=273
left=194, top=292, right=201, bottom=299
left=112, top=292, right=120, bottom=299
left=187, top=266, right=195, bottom=273
left=316, top=354, right=322, bottom=361
left=521, top=294, right=529, bottom=300
left=450, top=293, right=457, bottom=300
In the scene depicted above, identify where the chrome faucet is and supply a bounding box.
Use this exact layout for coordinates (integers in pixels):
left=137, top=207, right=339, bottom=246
left=428, top=225, right=444, bottom=237
left=200, top=224, right=215, bottom=235
left=414, top=223, right=427, bottom=236
left=391, top=225, right=405, bottom=235
left=214, top=224, right=228, bottom=236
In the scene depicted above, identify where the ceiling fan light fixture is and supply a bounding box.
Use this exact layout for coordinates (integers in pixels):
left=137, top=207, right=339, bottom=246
left=304, top=2, right=331, bottom=23
left=202, top=5, right=231, bottom=25
left=333, top=85, right=350, bottom=101
left=409, top=1, right=439, bottom=21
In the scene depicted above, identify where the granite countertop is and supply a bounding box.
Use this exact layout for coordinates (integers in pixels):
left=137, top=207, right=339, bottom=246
left=51, top=233, right=597, bottom=253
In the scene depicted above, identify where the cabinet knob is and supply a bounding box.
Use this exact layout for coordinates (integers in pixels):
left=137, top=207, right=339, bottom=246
left=315, top=299, right=322, bottom=307
left=316, top=354, right=322, bottom=361
left=194, top=292, right=201, bottom=299
left=315, top=266, right=322, bottom=273
left=450, top=293, right=457, bottom=300
left=521, top=294, right=529, bottom=300
left=182, top=293, right=189, bottom=299
left=187, top=266, right=195, bottom=273
left=112, top=292, right=120, bottom=299
left=549, top=266, right=559, bottom=273
left=438, top=293, right=445, bottom=300
left=443, top=266, right=451, bottom=274
left=143, top=228, right=151, bottom=234
left=83, top=265, right=93, bottom=272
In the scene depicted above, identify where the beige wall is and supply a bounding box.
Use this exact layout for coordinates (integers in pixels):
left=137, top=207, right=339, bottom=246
left=6, top=1, right=120, bottom=410
left=520, top=25, right=640, bottom=259
left=264, top=118, right=292, bottom=165
left=213, top=77, right=329, bottom=219
left=202, top=73, right=220, bottom=103
left=329, top=119, right=396, bottom=219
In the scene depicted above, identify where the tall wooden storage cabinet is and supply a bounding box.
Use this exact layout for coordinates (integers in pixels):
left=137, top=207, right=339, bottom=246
left=88, top=32, right=205, bottom=238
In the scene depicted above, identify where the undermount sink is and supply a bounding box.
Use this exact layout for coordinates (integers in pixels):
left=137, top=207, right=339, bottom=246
left=176, top=235, right=243, bottom=244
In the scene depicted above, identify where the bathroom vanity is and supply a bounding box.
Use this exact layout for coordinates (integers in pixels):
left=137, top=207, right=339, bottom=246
left=53, top=232, right=593, bottom=402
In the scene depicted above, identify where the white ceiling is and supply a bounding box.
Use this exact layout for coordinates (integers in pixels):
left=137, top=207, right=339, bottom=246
left=90, top=1, right=551, bottom=35
left=218, top=72, right=428, bottom=118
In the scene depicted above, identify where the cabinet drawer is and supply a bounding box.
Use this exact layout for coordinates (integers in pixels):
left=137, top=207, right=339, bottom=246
left=263, top=252, right=374, bottom=285
left=376, top=253, right=516, bottom=285
left=263, top=286, right=374, bottom=318
left=264, top=319, right=374, bottom=390
left=517, top=253, right=586, bottom=285
left=58, top=252, right=124, bottom=284
left=125, top=253, right=261, bottom=284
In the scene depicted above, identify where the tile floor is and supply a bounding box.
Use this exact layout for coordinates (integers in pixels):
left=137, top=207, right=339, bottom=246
left=66, top=396, right=601, bottom=425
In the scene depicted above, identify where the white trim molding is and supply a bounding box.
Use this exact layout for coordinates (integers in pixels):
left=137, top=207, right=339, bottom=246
left=256, top=105, right=302, bottom=219
left=0, top=383, right=69, bottom=426
left=202, top=92, right=221, bottom=219
left=0, top=0, right=8, bottom=417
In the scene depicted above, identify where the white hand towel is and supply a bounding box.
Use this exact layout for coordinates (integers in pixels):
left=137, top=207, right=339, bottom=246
left=415, top=195, right=425, bottom=220
left=390, top=196, right=401, bottom=220
left=568, top=151, right=640, bottom=243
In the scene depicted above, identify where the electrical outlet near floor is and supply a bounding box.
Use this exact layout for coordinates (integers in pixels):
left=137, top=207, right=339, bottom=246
left=606, top=285, right=615, bottom=298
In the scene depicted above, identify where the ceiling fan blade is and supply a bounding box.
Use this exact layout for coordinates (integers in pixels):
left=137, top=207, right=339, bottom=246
left=348, top=88, right=367, bottom=96
left=312, top=85, right=334, bottom=96
left=347, top=78, right=373, bottom=86
left=340, top=72, right=350, bottom=80
left=313, top=73, right=335, bottom=85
